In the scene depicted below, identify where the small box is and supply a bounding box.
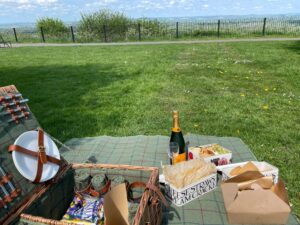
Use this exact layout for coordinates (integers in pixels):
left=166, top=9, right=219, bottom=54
left=165, top=173, right=217, bottom=207
left=221, top=172, right=290, bottom=224
left=188, top=144, right=232, bottom=166
left=221, top=161, right=279, bottom=183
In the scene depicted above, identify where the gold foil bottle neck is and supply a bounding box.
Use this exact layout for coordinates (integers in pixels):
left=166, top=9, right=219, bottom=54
left=172, top=110, right=180, bottom=132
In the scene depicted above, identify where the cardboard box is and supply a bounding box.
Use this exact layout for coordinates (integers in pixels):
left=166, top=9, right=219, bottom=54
left=104, top=183, right=130, bottom=225
left=165, top=173, right=217, bottom=207
left=188, top=144, right=232, bottom=166
left=221, top=171, right=291, bottom=224
left=221, top=161, right=279, bottom=183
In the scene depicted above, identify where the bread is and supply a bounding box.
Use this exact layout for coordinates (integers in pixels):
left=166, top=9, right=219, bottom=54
left=163, top=159, right=216, bottom=189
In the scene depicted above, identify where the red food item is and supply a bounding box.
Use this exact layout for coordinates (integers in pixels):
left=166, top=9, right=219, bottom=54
left=188, top=152, right=194, bottom=160
left=218, top=158, right=228, bottom=165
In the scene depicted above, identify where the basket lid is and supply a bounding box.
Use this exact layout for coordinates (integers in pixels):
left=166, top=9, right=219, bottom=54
left=0, top=85, right=67, bottom=224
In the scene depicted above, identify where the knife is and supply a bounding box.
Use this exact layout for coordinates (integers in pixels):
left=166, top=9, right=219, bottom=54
left=2, top=99, right=29, bottom=108
left=0, top=166, right=21, bottom=199
left=0, top=93, right=22, bottom=102
left=8, top=112, right=30, bottom=123
left=0, top=107, right=27, bottom=116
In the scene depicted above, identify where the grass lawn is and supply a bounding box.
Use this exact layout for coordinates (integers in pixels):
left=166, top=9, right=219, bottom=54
left=0, top=41, right=299, bottom=219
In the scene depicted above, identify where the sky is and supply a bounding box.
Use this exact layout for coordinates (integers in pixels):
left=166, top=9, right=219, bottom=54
left=0, top=0, right=299, bottom=24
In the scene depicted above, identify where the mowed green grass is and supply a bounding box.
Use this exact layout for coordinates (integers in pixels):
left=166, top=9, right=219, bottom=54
left=0, top=42, right=299, bottom=218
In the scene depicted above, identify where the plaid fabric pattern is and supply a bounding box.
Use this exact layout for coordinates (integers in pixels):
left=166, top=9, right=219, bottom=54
left=61, top=134, right=300, bottom=225
left=1, top=86, right=299, bottom=225
left=0, top=85, right=41, bottom=222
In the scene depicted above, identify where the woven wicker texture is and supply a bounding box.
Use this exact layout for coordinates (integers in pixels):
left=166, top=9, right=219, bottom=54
left=18, top=164, right=161, bottom=225
left=60, top=134, right=300, bottom=225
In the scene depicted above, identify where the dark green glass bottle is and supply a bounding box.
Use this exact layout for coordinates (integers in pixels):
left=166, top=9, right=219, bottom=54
left=170, top=111, right=186, bottom=164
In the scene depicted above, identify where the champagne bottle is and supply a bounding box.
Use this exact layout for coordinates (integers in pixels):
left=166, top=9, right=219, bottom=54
left=170, top=111, right=186, bottom=164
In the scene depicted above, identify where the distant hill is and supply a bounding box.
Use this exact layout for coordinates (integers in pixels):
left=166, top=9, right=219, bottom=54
left=0, top=14, right=299, bottom=29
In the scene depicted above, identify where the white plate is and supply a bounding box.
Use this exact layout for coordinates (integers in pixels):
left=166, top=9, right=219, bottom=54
left=12, top=130, right=60, bottom=182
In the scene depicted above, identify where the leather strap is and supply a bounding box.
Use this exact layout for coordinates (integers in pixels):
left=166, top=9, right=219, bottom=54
left=6, top=109, right=14, bottom=114
left=88, top=188, right=99, bottom=197
left=99, top=179, right=111, bottom=195
left=38, top=129, right=47, bottom=164
left=8, top=129, right=61, bottom=183
left=1, top=175, right=11, bottom=184
left=23, top=112, right=30, bottom=119
left=0, top=199, right=6, bottom=208
left=76, top=179, right=111, bottom=197
left=33, top=129, right=44, bottom=183
left=146, top=183, right=169, bottom=207
left=127, top=181, right=168, bottom=207
left=8, top=145, right=61, bottom=165
left=2, top=192, right=12, bottom=203
left=128, top=181, right=147, bottom=203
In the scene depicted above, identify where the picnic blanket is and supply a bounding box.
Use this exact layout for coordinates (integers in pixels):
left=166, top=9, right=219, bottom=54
left=61, top=134, right=300, bottom=225
left=1, top=85, right=298, bottom=224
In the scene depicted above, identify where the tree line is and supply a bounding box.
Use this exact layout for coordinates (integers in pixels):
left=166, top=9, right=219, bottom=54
left=37, top=9, right=161, bottom=41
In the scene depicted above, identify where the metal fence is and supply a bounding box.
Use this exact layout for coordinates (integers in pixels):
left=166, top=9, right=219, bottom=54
left=1, top=16, right=300, bottom=43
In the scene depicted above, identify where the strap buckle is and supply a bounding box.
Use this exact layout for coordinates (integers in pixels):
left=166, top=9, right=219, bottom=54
left=39, top=145, right=45, bottom=153
left=38, top=145, right=47, bottom=164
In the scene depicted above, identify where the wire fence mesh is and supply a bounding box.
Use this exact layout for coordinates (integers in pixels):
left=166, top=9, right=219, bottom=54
left=1, top=16, right=300, bottom=43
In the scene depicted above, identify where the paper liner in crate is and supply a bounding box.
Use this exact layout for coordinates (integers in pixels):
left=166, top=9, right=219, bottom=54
left=219, top=161, right=279, bottom=183
left=162, top=159, right=217, bottom=206
left=188, top=144, right=232, bottom=166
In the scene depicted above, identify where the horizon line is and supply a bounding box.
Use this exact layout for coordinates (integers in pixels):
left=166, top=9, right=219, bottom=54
left=0, top=12, right=300, bottom=25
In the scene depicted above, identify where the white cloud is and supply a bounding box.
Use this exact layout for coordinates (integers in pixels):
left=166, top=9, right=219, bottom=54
left=286, top=3, right=292, bottom=9
left=0, top=0, right=58, bottom=9
left=17, top=4, right=34, bottom=9
left=85, top=0, right=119, bottom=7
left=254, top=5, right=263, bottom=9
left=0, top=0, right=57, bottom=3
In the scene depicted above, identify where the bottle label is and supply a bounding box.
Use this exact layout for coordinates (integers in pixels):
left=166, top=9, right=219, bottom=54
left=173, top=152, right=186, bottom=164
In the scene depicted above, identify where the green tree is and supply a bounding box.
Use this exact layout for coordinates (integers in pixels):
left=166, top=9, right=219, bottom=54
left=135, top=18, right=161, bottom=36
left=78, top=9, right=130, bottom=42
left=36, top=17, right=68, bottom=36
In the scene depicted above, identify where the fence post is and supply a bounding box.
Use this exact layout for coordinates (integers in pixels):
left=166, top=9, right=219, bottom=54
left=262, top=18, right=267, bottom=36
left=138, top=23, right=141, bottom=41
left=176, top=22, right=179, bottom=38
left=70, top=26, right=75, bottom=42
left=103, top=25, right=107, bottom=42
left=12, top=28, right=18, bottom=42
left=40, top=27, right=45, bottom=42
left=217, top=20, right=221, bottom=38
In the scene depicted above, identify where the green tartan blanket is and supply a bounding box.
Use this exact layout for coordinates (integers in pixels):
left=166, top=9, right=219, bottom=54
left=61, top=134, right=300, bottom=225
left=2, top=85, right=298, bottom=224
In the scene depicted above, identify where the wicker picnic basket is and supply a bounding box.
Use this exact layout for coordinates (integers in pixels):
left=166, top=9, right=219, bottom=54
left=0, top=85, right=164, bottom=225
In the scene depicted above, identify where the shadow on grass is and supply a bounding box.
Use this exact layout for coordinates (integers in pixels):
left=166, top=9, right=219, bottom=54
left=285, top=41, right=300, bottom=54
left=0, top=63, right=141, bottom=141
